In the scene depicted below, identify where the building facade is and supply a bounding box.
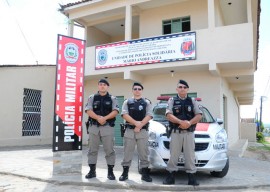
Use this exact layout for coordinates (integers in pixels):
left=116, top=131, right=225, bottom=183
left=0, top=0, right=259, bottom=147
left=60, top=0, right=260, bottom=147
left=0, top=65, right=56, bottom=146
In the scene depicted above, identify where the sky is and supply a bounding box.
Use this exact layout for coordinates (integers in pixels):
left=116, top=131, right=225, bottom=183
left=0, top=0, right=84, bottom=65
left=0, top=0, right=269, bottom=123
left=240, top=0, right=270, bottom=123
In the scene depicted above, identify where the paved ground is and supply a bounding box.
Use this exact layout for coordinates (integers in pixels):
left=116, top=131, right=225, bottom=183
left=1, top=174, right=270, bottom=192
left=243, top=137, right=270, bottom=161
left=2, top=174, right=174, bottom=192
left=0, top=140, right=270, bottom=192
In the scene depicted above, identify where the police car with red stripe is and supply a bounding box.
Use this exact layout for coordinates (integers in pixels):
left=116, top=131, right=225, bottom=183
left=145, top=96, right=229, bottom=178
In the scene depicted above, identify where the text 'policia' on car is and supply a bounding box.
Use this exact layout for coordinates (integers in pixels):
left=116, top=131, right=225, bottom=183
left=141, top=96, right=229, bottom=178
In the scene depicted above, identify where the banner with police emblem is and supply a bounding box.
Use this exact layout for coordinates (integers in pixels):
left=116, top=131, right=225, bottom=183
left=53, top=35, right=85, bottom=152
left=95, top=31, right=196, bottom=69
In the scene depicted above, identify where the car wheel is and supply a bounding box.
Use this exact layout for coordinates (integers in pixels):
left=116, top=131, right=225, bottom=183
left=210, top=158, right=229, bottom=178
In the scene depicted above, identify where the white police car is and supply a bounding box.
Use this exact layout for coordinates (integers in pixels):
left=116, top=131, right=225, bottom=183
left=144, top=96, right=229, bottom=178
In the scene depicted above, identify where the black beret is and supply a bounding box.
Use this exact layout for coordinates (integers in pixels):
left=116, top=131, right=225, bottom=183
left=98, top=79, right=109, bottom=86
left=133, top=82, right=144, bottom=90
left=179, top=79, right=189, bottom=88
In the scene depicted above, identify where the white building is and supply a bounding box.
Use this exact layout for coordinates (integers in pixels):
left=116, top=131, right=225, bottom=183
left=0, top=0, right=260, bottom=147
left=60, top=0, right=260, bottom=147
left=0, top=65, right=56, bottom=146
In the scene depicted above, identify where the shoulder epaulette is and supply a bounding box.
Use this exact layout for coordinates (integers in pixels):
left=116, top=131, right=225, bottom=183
left=127, top=98, right=134, bottom=104
left=144, top=97, right=151, bottom=104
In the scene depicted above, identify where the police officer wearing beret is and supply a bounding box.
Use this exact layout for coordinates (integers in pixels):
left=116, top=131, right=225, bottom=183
left=163, top=79, right=202, bottom=186
left=119, top=82, right=153, bottom=182
left=85, top=79, right=119, bottom=180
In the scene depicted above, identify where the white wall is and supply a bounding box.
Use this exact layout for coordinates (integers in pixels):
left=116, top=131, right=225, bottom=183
left=0, top=66, right=56, bottom=146
left=240, top=123, right=256, bottom=142
left=222, top=78, right=240, bottom=146
left=86, top=26, right=111, bottom=47
left=139, top=0, right=208, bottom=38
left=214, top=0, right=225, bottom=27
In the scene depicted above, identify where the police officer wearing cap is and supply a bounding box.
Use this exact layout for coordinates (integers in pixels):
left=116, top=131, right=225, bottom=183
left=163, top=79, right=202, bottom=186
left=119, top=82, right=153, bottom=182
left=84, top=79, right=119, bottom=180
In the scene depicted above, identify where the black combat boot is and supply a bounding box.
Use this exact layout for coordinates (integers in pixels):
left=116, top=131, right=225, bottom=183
left=141, top=168, right=152, bottom=182
left=85, top=164, right=96, bottom=179
left=187, top=173, right=199, bottom=186
left=163, top=171, right=175, bottom=185
left=107, top=165, right=116, bottom=180
left=119, top=166, right=129, bottom=181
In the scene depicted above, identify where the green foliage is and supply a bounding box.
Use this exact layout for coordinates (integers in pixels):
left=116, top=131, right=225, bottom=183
left=256, top=132, right=265, bottom=142
left=262, top=145, right=270, bottom=151
left=248, top=145, right=270, bottom=152
left=260, top=123, right=265, bottom=132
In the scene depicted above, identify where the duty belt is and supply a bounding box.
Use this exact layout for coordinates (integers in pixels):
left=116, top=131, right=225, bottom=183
left=170, top=124, right=196, bottom=132
left=92, top=121, right=114, bottom=127
left=125, top=123, right=149, bottom=130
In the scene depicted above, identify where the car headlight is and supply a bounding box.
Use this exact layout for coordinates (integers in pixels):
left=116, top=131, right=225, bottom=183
left=215, top=129, right=227, bottom=143
left=149, top=131, right=157, bottom=140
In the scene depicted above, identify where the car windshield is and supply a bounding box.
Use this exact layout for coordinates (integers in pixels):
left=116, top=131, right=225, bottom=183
left=200, top=107, right=215, bottom=123
left=153, top=105, right=167, bottom=122
left=152, top=103, right=216, bottom=123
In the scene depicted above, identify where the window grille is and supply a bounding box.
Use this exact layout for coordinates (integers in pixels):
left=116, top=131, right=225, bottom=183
left=22, top=88, right=42, bottom=136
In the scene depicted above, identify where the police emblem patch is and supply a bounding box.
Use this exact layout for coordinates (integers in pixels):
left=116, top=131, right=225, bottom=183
left=64, top=43, right=79, bottom=64
left=139, top=105, right=143, bottom=111
left=97, top=49, right=108, bottom=65
left=180, top=37, right=195, bottom=56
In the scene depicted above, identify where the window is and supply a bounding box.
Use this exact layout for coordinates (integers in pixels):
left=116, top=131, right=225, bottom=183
left=22, top=88, right=42, bottom=136
left=187, top=92, right=197, bottom=98
left=200, top=107, right=215, bottom=123
left=163, top=17, right=190, bottom=35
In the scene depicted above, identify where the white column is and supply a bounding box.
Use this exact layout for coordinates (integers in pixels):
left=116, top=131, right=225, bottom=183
left=68, top=19, right=74, bottom=37
left=246, top=0, right=252, bottom=23
left=125, top=4, right=132, bottom=41
left=207, top=0, right=218, bottom=76
left=84, top=26, right=88, bottom=46
left=207, top=0, right=215, bottom=29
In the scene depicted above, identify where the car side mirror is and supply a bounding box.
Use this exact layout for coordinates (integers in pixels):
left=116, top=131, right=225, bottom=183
left=216, top=118, right=223, bottom=125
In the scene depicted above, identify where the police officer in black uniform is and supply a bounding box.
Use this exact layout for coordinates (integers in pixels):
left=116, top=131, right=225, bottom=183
left=85, top=79, right=119, bottom=180
left=163, top=79, right=202, bottom=186
left=119, top=82, right=153, bottom=182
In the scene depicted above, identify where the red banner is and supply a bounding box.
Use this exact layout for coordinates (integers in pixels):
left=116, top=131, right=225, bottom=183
left=53, top=35, right=85, bottom=151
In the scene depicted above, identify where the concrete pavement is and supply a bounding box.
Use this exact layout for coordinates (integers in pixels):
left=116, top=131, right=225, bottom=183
left=0, top=140, right=270, bottom=191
